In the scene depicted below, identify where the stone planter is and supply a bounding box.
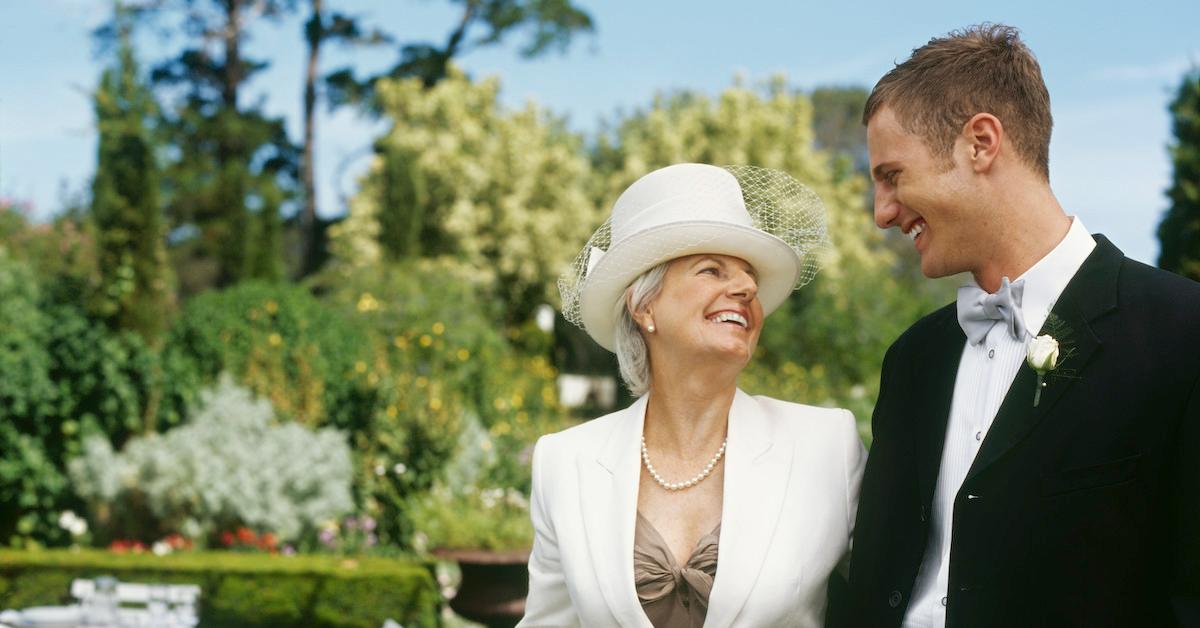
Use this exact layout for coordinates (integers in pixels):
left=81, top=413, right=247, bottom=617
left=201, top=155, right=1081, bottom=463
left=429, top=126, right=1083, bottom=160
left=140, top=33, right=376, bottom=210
left=435, top=548, right=531, bottom=628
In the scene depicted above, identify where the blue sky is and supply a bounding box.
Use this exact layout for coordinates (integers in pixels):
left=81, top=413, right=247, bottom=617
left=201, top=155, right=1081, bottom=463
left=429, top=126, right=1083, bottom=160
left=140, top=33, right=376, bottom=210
left=2, top=0, right=1198, bottom=265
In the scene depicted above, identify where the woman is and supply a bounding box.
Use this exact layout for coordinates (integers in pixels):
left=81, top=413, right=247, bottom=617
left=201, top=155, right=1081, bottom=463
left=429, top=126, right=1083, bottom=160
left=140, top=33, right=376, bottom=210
left=519, top=163, right=865, bottom=628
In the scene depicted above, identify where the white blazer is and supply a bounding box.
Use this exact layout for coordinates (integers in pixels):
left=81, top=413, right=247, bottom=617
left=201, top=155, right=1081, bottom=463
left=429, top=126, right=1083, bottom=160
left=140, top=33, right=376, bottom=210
left=519, top=389, right=866, bottom=628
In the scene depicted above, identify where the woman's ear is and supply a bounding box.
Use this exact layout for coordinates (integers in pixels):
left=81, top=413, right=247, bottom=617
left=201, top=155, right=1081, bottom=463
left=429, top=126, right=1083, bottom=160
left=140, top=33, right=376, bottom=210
left=626, top=291, right=655, bottom=333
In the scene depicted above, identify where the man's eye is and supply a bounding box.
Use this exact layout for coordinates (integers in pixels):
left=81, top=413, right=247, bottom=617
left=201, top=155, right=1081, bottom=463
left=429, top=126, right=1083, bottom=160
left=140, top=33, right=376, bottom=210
left=700, top=267, right=720, bottom=275
left=885, top=171, right=899, bottom=185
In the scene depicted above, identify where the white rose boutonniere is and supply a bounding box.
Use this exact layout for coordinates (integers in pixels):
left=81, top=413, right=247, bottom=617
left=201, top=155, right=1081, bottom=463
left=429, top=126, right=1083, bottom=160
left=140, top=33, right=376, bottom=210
left=1026, top=334, right=1061, bottom=407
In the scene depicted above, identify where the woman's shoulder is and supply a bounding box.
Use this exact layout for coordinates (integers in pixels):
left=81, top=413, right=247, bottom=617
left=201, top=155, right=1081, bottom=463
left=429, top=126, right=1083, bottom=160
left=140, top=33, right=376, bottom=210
left=747, top=392, right=852, bottom=421
left=744, top=393, right=857, bottom=438
left=534, top=400, right=640, bottom=458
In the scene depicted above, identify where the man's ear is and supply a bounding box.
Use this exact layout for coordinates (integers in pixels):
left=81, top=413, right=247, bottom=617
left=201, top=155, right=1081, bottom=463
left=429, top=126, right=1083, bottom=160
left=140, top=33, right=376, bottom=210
left=963, top=112, right=1003, bottom=173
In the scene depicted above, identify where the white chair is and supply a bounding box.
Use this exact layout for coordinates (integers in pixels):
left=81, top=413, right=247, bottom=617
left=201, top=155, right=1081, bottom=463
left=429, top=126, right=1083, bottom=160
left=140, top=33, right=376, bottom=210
left=71, top=577, right=200, bottom=627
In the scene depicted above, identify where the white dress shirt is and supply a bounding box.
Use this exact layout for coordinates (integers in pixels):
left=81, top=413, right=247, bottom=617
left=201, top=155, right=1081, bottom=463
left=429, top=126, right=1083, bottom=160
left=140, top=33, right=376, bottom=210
left=901, top=218, right=1096, bottom=628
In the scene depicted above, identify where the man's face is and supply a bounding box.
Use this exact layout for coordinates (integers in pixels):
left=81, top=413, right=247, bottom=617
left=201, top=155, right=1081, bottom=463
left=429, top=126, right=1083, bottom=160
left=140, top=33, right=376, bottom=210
left=867, top=105, right=979, bottom=279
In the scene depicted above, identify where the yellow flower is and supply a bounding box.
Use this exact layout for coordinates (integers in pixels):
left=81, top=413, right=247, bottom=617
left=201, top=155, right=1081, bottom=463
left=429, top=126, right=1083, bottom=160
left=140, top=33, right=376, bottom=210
left=268, top=333, right=282, bottom=346
left=393, top=336, right=408, bottom=349
left=356, top=292, right=380, bottom=313
left=457, top=348, right=470, bottom=361
left=415, top=376, right=428, bottom=388
left=264, top=300, right=278, bottom=314
left=429, top=397, right=443, bottom=411
left=419, top=335, right=433, bottom=347
left=386, top=405, right=398, bottom=418
left=492, top=421, right=511, bottom=435
left=354, top=361, right=368, bottom=374
left=510, top=393, right=524, bottom=408
left=432, top=321, right=445, bottom=335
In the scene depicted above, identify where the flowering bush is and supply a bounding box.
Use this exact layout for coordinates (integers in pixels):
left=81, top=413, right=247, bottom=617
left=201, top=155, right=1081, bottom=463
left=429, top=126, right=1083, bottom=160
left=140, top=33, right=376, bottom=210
left=109, top=533, right=193, bottom=556
left=310, top=259, right=573, bottom=549
left=159, top=281, right=372, bottom=429
left=218, top=527, right=279, bottom=553
left=70, top=375, right=354, bottom=546
left=313, top=515, right=379, bottom=555
left=406, top=482, right=533, bottom=552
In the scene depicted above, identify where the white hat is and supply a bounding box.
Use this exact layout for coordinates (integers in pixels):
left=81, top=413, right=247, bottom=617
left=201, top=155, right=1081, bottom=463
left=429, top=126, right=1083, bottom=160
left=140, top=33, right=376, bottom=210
left=559, top=163, right=830, bottom=351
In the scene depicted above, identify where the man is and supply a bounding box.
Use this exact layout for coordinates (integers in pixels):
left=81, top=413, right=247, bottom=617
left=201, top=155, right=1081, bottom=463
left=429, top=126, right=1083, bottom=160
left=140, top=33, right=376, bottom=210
left=845, top=23, right=1200, bottom=628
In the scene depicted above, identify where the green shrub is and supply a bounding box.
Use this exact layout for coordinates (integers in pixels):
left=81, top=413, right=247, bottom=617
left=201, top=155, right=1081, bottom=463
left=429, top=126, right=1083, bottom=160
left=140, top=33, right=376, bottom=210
left=160, top=281, right=372, bottom=430
left=0, top=253, right=70, bottom=546
left=44, top=302, right=160, bottom=449
left=0, top=549, right=439, bottom=628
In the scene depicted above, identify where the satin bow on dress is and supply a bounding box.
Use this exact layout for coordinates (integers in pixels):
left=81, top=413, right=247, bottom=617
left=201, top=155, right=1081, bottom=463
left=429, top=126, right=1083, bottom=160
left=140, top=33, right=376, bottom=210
left=633, top=512, right=721, bottom=628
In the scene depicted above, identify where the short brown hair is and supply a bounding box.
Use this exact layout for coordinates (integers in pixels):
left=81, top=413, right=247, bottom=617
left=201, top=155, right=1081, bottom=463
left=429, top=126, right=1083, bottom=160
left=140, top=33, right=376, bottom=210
left=863, top=23, right=1052, bottom=180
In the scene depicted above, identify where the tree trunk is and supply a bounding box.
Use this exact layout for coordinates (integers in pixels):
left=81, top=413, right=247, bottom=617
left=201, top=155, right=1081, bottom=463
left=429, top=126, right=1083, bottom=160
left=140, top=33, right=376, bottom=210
left=222, top=0, right=242, bottom=109
left=217, top=0, right=245, bottom=285
left=300, top=0, right=322, bottom=275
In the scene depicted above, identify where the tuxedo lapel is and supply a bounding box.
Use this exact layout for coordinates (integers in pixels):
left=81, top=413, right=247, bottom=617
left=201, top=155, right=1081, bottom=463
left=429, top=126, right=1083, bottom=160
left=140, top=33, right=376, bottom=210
left=704, top=390, right=794, bottom=628
left=578, top=396, right=652, bottom=628
left=965, top=236, right=1122, bottom=483
left=912, top=308, right=968, bottom=508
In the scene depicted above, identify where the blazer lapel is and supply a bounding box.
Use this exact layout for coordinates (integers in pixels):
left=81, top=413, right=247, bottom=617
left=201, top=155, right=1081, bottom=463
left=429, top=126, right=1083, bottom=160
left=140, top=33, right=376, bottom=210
left=578, top=396, right=652, bottom=628
left=704, top=390, right=794, bottom=628
left=965, top=236, right=1122, bottom=483
left=912, top=308, right=970, bottom=509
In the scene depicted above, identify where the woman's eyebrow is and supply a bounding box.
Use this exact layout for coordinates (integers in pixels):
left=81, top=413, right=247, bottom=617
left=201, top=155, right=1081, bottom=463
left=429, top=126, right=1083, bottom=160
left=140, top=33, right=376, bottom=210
left=690, top=255, right=724, bottom=269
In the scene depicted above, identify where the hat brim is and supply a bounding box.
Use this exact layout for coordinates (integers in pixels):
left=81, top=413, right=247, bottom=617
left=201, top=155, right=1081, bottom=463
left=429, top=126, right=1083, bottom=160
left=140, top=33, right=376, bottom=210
left=579, top=221, right=802, bottom=351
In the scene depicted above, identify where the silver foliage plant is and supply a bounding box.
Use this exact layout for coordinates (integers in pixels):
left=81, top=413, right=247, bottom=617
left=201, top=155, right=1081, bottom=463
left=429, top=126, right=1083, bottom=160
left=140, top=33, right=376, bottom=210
left=71, top=374, right=354, bottom=543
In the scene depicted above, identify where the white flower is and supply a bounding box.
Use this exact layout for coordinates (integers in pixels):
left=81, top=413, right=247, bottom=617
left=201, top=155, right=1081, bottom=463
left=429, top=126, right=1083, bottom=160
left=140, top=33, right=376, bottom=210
left=59, top=511, right=88, bottom=537
left=152, top=541, right=171, bottom=556
left=1026, top=335, right=1060, bottom=373
left=58, top=511, right=79, bottom=531
left=392, top=462, right=407, bottom=475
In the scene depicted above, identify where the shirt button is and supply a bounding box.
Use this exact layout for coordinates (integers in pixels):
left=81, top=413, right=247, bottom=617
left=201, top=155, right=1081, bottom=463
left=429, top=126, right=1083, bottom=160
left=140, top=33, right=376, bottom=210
left=888, top=590, right=903, bottom=608
left=941, top=596, right=948, bottom=606
left=987, top=348, right=995, bottom=359
left=974, top=431, right=983, bottom=441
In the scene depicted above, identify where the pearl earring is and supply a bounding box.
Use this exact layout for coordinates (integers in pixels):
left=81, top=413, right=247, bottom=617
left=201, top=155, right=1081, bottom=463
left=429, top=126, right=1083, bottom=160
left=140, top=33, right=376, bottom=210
left=647, top=324, right=656, bottom=333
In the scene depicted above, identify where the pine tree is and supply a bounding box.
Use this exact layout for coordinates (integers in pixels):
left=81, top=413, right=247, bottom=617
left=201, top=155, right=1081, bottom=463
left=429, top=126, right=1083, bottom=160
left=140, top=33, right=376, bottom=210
left=91, top=8, right=174, bottom=343
left=1158, top=70, right=1200, bottom=281
left=145, top=0, right=298, bottom=292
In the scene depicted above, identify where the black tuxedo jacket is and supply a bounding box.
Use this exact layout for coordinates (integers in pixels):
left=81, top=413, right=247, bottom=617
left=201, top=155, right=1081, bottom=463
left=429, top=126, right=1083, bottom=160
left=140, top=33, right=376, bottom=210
left=844, top=236, right=1200, bottom=628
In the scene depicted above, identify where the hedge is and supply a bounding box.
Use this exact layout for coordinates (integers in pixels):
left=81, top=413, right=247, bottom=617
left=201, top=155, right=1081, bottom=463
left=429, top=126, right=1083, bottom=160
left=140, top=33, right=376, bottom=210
left=0, top=550, right=440, bottom=627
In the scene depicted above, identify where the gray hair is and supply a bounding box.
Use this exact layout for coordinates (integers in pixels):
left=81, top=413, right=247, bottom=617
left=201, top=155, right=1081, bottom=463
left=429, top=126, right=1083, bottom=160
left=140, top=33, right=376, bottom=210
left=615, top=262, right=670, bottom=396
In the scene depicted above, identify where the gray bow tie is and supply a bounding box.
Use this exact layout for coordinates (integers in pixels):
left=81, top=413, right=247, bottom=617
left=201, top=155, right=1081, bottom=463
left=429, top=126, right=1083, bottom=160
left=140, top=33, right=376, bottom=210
left=957, top=277, right=1027, bottom=345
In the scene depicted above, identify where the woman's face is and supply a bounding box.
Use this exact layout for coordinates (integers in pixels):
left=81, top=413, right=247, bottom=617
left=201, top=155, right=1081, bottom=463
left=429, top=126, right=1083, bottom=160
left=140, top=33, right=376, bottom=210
left=643, top=254, right=764, bottom=368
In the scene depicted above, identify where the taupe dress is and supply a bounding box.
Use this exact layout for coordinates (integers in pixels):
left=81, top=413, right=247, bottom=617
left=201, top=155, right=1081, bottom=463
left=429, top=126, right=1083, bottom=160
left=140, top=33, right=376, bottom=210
left=633, top=512, right=721, bottom=628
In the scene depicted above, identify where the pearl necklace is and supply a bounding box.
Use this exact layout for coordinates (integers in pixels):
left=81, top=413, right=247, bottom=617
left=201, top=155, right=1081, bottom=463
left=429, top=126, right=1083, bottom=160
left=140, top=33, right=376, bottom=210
left=640, top=435, right=727, bottom=491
